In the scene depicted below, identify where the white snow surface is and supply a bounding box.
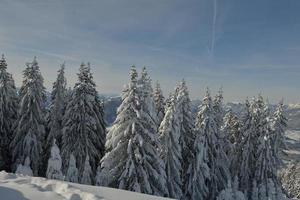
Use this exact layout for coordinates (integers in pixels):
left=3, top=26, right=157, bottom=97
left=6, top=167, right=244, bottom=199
left=0, top=171, right=172, bottom=200
left=284, top=130, right=300, bottom=162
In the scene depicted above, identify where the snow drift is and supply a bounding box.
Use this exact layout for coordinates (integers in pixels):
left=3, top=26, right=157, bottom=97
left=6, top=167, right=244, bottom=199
left=0, top=171, right=172, bottom=200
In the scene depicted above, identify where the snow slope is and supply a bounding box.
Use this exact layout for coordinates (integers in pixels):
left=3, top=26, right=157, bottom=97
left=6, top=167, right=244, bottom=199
left=0, top=171, right=172, bottom=200
left=284, top=130, right=300, bottom=162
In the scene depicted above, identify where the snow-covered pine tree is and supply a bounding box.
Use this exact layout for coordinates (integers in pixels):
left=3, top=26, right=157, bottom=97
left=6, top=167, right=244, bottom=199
left=46, top=139, right=63, bottom=180
left=195, top=88, right=230, bottom=199
left=216, top=177, right=246, bottom=200
left=66, top=87, right=73, bottom=102
left=183, top=116, right=210, bottom=200
left=10, top=57, right=46, bottom=176
left=40, top=64, right=67, bottom=177
left=16, top=156, right=33, bottom=176
left=0, top=54, right=18, bottom=172
left=175, top=80, right=196, bottom=195
left=159, top=91, right=182, bottom=199
left=270, top=100, right=287, bottom=165
left=47, top=63, right=67, bottom=148
left=235, top=99, right=256, bottom=192
left=61, top=62, right=106, bottom=176
left=254, top=130, right=285, bottom=199
left=153, top=81, right=165, bottom=125
left=222, top=109, right=242, bottom=173
left=213, top=87, right=225, bottom=130
left=252, top=96, right=276, bottom=182
left=281, top=161, right=300, bottom=199
left=247, top=95, right=286, bottom=200
left=98, top=66, right=167, bottom=196
left=251, top=180, right=259, bottom=200
left=81, top=154, right=92, bottom=185
left=66, top=153, right=79, bottom=183
left=266, top=178, right=287, bottom=200
left=138, top=67, right=158, bottom=125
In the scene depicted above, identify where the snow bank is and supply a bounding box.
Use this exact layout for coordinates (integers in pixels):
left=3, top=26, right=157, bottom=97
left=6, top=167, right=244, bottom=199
left=283, top=130, right=300, bottom=162
left=0, top=171, right=172, bottom=200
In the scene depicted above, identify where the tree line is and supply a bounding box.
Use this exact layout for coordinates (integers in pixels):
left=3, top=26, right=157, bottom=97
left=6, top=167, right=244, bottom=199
left=0, top=55, right=289, bottom=200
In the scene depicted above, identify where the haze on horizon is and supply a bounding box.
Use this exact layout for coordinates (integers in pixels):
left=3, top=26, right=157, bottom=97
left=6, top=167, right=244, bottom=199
left=1, top=0, right=300, bottom=103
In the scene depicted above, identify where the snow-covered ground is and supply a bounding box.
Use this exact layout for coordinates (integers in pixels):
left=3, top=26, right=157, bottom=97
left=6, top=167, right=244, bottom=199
left=0, top=172, right=172, bottom=200
left=284, top=130, right=300, bottom=162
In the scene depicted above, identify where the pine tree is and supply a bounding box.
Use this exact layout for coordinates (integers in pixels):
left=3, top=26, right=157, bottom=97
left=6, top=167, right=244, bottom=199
left=46, top=139, right=63, bottom=180
left=213, top=87, right=224, bottom=130
left=251, top=180, right=259, bottom=200
left=138, top=67, right=158, bottom=125
left=159, top=91, right=182, bottom=199
left=10, top=57, right=46, bottom=175
left=47, top=63, right=67, bottom=147
left=16, top=156, right=33, bottom=176
left=81, top=155, right=92, bottom=185
left=98, top=66, right=167, bottom=196
left=281, top=161, right=300, bottom=199
left=222, top=109, right=241, bottom=173
left=270, top=100, right=287, bottom=165
left=236, top=99, right=256, bottom=192
left=195, top=88, right=230, bottom=199
left=0, top=54, right=18, bottom=171
left=41, top=64, right=67, bottom=177
left=175, top=80, right=196, bottom=197
left=216, top=178, right=246, bottom=200
left=61, top=62, right=106, bottom=175
left=183, top=120, right=210, bottom=200
left=66, top=153, right=78, bottom=183
left=222, top=110, right=241, bottom=151
left=237, top=95, right=285, bottom=199
left=252, top=96, right=280, bottom=186
left=153, top=81, right=165, bottom=125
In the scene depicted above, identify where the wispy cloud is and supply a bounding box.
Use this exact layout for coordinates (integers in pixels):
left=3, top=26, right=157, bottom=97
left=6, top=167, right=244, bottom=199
left=1, top=0, right=300, bottom=103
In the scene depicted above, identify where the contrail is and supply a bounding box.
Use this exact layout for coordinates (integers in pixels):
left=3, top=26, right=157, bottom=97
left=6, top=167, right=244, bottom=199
left=210, top=0, right=218, bottom=57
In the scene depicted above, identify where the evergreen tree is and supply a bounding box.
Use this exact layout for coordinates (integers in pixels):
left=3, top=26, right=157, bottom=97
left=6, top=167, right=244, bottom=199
left=236, top=99, right=257, bottom=192
left=237, top=95, right=285, bottom=199
left=41, top=64, right=67, bottom=177
left=61, top=62, right=106, bottom=174
left=81, top=155, right=92, bottom=185
left=138, top=67, right=158, bottom=125
left=46, top=139, right=63, bottom=180
left=270, top=100, right=287, bottom=165
left=213, top=88, right=224, bottom=130
left=10, top=57, right=46, bottom=175
left=66, top=153, right=79, bottom=183
left=183, top=120, right=210, bottom=200
left=222, top=110, right=241, bottom=152
left=252, top=96, right=281, bottom=187
left=0, top=54, right=18, bottom=171
left=251, top=180, right=259, bottom=200
left=216, top=178, right=246, bottom=200
left=175, top=80, right=196, bottom=197
left=195, top=88, right=230, bottom=199
left=153, top=81, right=165, bottom=125
left=159, top=91, right=182, bottom=199
left=281, top=161, right=300, bottom=199
left=98, top=66, right=167, bottom=196
left=47, top=63, right=67, bottom=147
left=16, top=156, right=33, bottom=176
left=222, top=109, right=241, bottom=173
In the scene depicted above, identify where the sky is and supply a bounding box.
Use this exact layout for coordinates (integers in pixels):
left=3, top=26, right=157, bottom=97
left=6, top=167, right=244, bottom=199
left=1, top=0, right=300, bottom=103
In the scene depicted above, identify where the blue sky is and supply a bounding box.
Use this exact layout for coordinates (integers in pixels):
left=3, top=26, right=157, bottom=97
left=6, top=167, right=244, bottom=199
left=1, top=0, right=300, bottom=103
